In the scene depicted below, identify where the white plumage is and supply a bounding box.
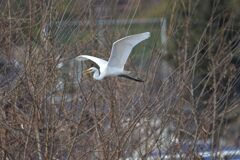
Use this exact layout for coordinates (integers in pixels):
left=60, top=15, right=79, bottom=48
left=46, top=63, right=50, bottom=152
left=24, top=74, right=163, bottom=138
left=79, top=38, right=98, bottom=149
left=76, top=32, right=150, bottom=81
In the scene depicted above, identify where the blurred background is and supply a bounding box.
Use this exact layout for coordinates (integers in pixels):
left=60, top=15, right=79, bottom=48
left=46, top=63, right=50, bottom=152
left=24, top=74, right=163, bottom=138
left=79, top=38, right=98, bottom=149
left=0, top=0, right=239, bottom=159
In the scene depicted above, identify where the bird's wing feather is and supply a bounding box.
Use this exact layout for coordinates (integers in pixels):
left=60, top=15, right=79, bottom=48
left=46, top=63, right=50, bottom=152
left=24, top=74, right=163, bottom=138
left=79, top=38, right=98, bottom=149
left=76, top=55, right=108, bottom=68
left=107, top=32, right=150, bottom=69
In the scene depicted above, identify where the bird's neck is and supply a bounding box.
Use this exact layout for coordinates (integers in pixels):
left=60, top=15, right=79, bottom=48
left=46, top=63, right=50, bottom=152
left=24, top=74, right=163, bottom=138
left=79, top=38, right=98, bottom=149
left=93, top=68, right=101, bottom=80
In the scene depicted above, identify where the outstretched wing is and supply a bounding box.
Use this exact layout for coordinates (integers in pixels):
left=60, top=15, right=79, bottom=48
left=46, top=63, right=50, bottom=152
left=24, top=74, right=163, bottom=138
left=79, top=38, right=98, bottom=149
left=76, top=55, right=108, bottom=68
left=107, top=32, right=150, bottom=69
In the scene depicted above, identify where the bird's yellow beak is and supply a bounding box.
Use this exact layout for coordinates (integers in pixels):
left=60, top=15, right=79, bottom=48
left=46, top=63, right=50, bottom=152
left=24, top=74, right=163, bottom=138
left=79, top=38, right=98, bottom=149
left=83, top=68, right=92, bottom=75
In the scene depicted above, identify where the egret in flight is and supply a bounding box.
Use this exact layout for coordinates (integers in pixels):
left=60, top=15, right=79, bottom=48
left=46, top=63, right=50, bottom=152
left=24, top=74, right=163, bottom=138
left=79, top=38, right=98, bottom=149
left=76, top=32, right=150, bottom=82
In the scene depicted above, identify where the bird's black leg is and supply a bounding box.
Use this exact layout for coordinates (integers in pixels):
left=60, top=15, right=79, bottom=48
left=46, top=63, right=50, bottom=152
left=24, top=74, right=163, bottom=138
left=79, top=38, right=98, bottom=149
left=118, top=74, right=144, bottom=82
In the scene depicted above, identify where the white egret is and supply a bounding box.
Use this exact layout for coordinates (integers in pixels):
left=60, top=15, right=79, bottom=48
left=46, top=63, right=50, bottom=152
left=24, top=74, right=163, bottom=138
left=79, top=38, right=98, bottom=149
left=76, top=32, right=150, bottom=82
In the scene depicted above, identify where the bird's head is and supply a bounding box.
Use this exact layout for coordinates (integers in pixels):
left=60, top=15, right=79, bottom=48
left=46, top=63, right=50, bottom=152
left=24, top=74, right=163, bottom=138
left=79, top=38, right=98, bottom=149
left=83, top=67, right=99, bottom=75
left=83, top=67, right=101, bottom=80
left=83, top=67, right=93, bottom=75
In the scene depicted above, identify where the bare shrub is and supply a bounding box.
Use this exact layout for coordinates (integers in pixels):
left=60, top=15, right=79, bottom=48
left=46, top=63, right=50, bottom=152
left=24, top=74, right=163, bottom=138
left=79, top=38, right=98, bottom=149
left=0, top=0, right=239, bottom=160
